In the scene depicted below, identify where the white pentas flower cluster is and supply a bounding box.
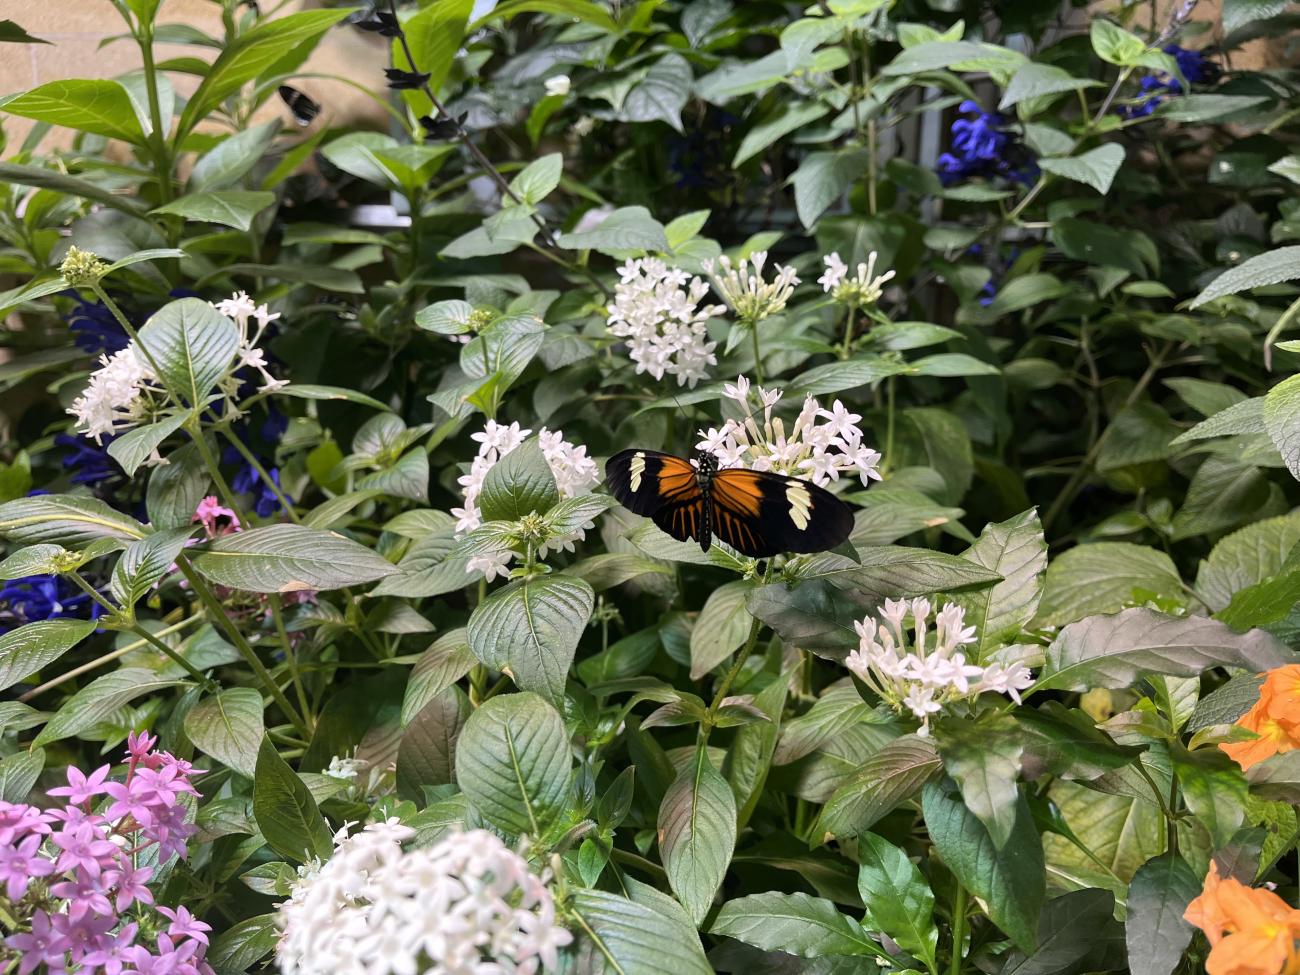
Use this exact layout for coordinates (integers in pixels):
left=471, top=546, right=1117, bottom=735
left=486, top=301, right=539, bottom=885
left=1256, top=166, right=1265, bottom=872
left=702, top=251, right=799, bottom=323
left=606, top=258, right=724, bottom=388
left=696, top=376, right=882, bottom=488
left=276, top=822, right=571, bottom=975
left=452, top=420, right=601, bottom=581
left=68, top=346, right=163, bottom=443
left=818, top=251, right=896, bottom=309
left=846, top=597, right=1034, bottom=736
left=214, top=291, right=288, bottom=394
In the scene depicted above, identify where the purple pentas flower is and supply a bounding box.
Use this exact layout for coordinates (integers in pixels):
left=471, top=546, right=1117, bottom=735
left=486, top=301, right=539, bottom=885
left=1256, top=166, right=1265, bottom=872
left=158, top=906, right=212, bottom=946
left=0, top=800, right=52, bottom=843
left=107, top=861, right=155, bottom=911
left=48, top=762, right=112, bottom=805
left=5, top=909, right=58, bottom=975
left=81, top=922, right=139, bottom=975
left=937, top=101, right=1037, bottom=186
left=50, top=909, right=117, bottom=965
left=51, top=871, right=116, bottom=918
left=0, top=833, right=54, bottom=900
left=50, top=820, right=119, bottom=876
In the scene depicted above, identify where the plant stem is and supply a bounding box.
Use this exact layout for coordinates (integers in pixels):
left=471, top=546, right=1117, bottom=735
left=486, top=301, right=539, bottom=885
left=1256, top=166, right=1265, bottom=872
left=703, top=563, right=774, bottom=739
left=269, top=593, right=312, bottom=730
left=134, top=20, right=174, bottom=207
left=609, top=846, right=669, bottom=881
left=186, top=418, right=244, bottom=519
left=749, top=318, right=764, bottom=384
left=88, top=283, right=174, bottom=391
left=175, top=554, right=309, bottom=737
left=949, top=883, right=968, bottom=975
left=218, top=425, right=300, bottom=523
left=19, top=615, right=197, bottom=701
left=884, top=375, right=897, bottom=470
left=1263, top=294, right=1300, bottom=370
left=839, top=305, right=858, bottom=360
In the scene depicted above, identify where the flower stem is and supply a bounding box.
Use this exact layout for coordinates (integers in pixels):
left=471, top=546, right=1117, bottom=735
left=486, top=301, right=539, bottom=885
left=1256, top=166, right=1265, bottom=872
left=839, top=305, right=858, bottom=360
left=270, top=593, right=313, bottom=730
left=186, top=417, right=245, bottom=520
left=749, top=318, right=764, bottom=384
left=949, top=883, right=968, bottom=975
left=884, top=375, right=897, bottom=471
left=218, top=425, right=300, bottom=524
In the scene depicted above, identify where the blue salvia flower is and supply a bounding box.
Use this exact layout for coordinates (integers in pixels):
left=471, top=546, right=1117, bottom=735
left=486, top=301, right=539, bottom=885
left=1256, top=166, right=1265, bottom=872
left=1123, top=44, right=1221, bottom=117
left=0, top=575, right=105, bottom=633
left=66, top=294, right=130, bottom=355
left=55, top=433, right=119, bottom=487
left=223, top=405, right=293, bottom=518
left=936, top=101, right=1038, bottom=187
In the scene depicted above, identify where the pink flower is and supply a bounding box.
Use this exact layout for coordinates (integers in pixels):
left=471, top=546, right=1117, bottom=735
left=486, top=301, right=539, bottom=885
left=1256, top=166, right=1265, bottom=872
left=50, top=910, right=115, bottom=965
left=126, top=730, right=159, bottom=765
left=48, top=763, right=112, bottom=805
left=0, top=801, right=51, bottom=844
left=158, top=906, right=211, bottom=946
left=81, top=923, right=138, bottom=975
left=5, top=910, right=60, bottom=975
left=50, top=872, right=114, bottom=919
left=0, top=833, right=54, bottom=900
left=192, top=496, right=240, bottom=538
left=50, top=821, right=120, bottom=877
left=107, top=861, right=155, bottom=911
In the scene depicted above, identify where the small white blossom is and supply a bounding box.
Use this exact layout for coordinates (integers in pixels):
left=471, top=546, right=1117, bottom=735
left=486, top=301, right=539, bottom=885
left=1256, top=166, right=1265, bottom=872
left=214, top=290, right=288, bottom=393
left=324, top=755, right=367, bottom=782
left=818, top=251, right=895, bottom=308
left=571, top=115, right=595, bottom=137
left=701, top=251, right=799, bottom=324
left=276, top=823, right=571, bottom=975
left=543, top=75, right=570, bottom=97
left=845, top=598, right=1034, bottom=735
left=696, top=375, right=882, bottom=488
left=67, top=346, right=162, bottom=444
left=606, top=258, right=723, bottom=388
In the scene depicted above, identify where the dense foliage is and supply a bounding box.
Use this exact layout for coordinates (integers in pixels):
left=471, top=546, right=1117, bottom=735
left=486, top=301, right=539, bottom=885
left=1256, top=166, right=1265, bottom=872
left=3, top=0, right=1300, bottom=973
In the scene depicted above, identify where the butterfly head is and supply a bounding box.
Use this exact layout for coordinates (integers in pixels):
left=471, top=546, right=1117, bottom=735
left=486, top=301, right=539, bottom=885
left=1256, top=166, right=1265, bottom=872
left=691, top=449, right=719, bottom=476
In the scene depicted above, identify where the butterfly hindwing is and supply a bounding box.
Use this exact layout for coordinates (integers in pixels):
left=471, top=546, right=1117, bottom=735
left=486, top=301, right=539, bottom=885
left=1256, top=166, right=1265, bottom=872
left=711, top=468, right=854, bottom=558
left=605, top=449, right=700, bottom=517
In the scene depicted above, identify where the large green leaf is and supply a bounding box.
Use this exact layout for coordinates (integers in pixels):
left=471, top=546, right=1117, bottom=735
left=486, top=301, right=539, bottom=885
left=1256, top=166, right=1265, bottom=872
left=477, top=438, right=558, bottom=521
left=0, top=748, right=44, bottom=803
left=1170, top=745, right=1247, bottom=849
left=401, top=628, right=475, bottom=725
left=393, top=0, right=474, bottom=117
left=152, top=191, right=276, bottom=231
left=1034, top=608, right=1294, bottom=693
left=138, top=298, right=240, bottom=407
left=857, top=833, right=939, bottom=973
left=1265, top=373, right=1300, bottom=484
left=0, top=619, right=97, bottom=693
left=922, top=779, right=1044, bottom=952
left=252, top=736, right=333, bottom=863
left=207, top=914, right=278, bottom=975
left=110, top=527, right=194, bottom=609
left=711, top=891, right=887, bottom=959
left=190, top=524, right=397, bottom=593
left=572, top=889, right=713, bottom=975
left=659, top=746, right=737, bottom=926
left=396, top=686, right=469, bottom=799
left=189, top=120, right=280, bottom=191
left=453, top=692, right=570, bottom=838
left=555, top=206, right=669, bottom=255
left=1038, top=144, right=1125, bottom=194
left=185, top=688, right=265, bottom=778
left=1190, top=245, right=1300, bottom=308
left=0, top=495, right=146, bottom=547
left=1033, top=543, right=1183, bottom=628
left=466, top=574, right=593, bottom=704
left=935, top=714, right=1024, bottom=849
left=107, top=414, right=188, bottom=478
left=623, top=53, right=692, bottom=132
left=814, top=735, right=942, bottom=841
left=1197, top=512, right=1300, bottom=612
left=0, top=79, right=145, bottom=143
left=793, top=149, right=871, bottom=229
left=689, top=580, right=753, bottom=679
left=1001, top=888, right=1124, bottom=975
left=0, top=162, right=148, bottom=216
left=34, top=669, right=188, bottom=746
left=1125, top=854, right=1199, bottom=975
left=951, top=509, right=1046, bottom=657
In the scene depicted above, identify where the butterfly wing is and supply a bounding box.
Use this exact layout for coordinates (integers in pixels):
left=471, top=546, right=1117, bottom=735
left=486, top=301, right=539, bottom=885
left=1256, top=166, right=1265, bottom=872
left=711, top=468, right=854, bottom=558
left=605, top=449, right=712, bottom=547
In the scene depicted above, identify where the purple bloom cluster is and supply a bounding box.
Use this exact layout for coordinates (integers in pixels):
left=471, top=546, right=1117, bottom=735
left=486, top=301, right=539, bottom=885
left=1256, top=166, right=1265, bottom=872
left=1124, top=44, right=1221, bottom=117
left=222, top=408, right=291, bottom=518
left=0, top=732, right=210, bottom=975
left=937, top=101, right=1038, bottom=187
left=66, top=295, right=130, bottom=357
left=0, top=575, right=105, bottom=634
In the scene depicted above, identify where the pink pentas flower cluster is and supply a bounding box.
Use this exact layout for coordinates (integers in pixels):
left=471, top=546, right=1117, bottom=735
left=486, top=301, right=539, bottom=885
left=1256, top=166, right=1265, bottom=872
left=0, top=731, right=212, bottom=975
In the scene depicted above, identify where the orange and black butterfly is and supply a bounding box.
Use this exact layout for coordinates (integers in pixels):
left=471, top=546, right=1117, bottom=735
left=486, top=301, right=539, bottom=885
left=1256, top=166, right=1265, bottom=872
left=605, top=448, right=854, bottom=559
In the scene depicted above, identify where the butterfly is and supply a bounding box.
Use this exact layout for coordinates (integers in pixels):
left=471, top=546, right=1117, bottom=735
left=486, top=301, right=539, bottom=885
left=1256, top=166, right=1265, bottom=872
left=277, top=86, right=321, bottom=127
left=605, top=448, right=854, bottom=559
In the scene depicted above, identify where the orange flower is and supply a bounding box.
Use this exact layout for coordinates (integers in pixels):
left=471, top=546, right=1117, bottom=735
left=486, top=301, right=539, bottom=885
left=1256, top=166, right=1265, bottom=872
left=1185, top=862, right=1300, bottom=975
left=1221, top=665, right=1300, bottom=771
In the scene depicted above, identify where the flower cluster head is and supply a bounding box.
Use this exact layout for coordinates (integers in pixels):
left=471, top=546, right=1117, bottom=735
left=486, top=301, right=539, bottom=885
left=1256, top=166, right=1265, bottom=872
left=67, top=345, right=163, bottom=445
left=275, top=822, right=572, bottom=975
left=452, top=420, right=601, bottom=581
left=193, top=496, right=241, bottom=538
left=702, top=251, right=799, bottom=324
left=1220, top=665, right=1300, bottom=771
left=606, top=258, right=724, bottom=388
left=1184, top=861, right=1300, bottom=975
left=0, top=731, right=209, bottom=975
left=845, top=598, right=1033, bottom=736
left=936, top=101, right=1037, bottom=186
left=818, top=252, right=896, bottom=309
left=696, top=376, right=882, bottom=488
left=1125, top=43, right=1221, bottom=118
left=214, top=291, right=287, bottom=395
left=59, top=245, right=108, bottom=287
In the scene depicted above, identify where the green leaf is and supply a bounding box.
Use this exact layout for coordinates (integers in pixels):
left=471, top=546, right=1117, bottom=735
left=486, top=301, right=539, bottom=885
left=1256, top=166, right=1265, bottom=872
left=397, top=686, right=469, bottom=798
left=624, top=53, right=692, bottom=132
left=0, top=162, right=147, bottom=217
left=0, top=494, right=147, bottom=547
left=179, top=8, right=353, bottom=136
left=107, top=413, right=188, bottom=477
left=510, top=153, right=564, bottom=205
left=791, top=357, right=912, bottom=397
left=0, top=79, right=145, bottom=144
left=466, top=575, right=593, bottom=705
left=1016, top=701, right=1144, bottom=781
left=34, top=669, right=188, bottom=746
left=555, top=206, right=669, bottom=255
left=951, top=509, right=1047, bottom=657
left=454, top=691, right=571, bottom=838
left=1170, top=744, right=1247, bottom=849
left=0, top=748, right=44, bottom=803
left=882, top=40, right=1023, bottom=77
left=1265, top=374, right=1300, bottom=484
left=277, top=384, right=389, bottom=411
left=1090, top=19, right=1148, bottom=66
left=110, top=527, right=194, bottom=608
left=689, top=580, right=753, bottom=680
left=1035, top=608, right=1294, bottom=693
left=0, top=20, right=49, bottom=44
left=401, top=629, right=475, bottom=725
left=0, top=544, right=66, bottom=579
left=147, top=443, right=209, bottom=531
left=0, top=620, right=97, bottom=693
left=711, top=891, right=886, bottom=959
left=1223, top=0, right=1292, bottom=33
left=1218, top=568, right=1300, bottom=631
left=1170, top=397, right=1265, bottom=445
left=189, top=121, right=280, bottom=191
left=801, top=547, right=1004, bottom=601
left=190, top=524, right=397, bottom=593
left=477, top=438, right=559, bottom=522
left=207, top=914, right=278, bottom=975
left=1053, top=218, right=1150, bottom=276
left=357, top=449, right=429, bottom=504
left=793, top=149, right=871, bottom=230
left=1002, top=888, right=1124, bottom=975
left=999, top=62, right=1102, bottom=110
left=1125, top=853, right=1200, bottom=975
left=1170, top=456, right=1269, bottom=541
left=1198, top=513, right=1300, bottom=612
left=371, top=525, right=479, bottom=599
left=936, top=714, right=1024, bottom=849
left=252, top=736, right=333, bottom=863
left=659, top=745, right=738, bottom=925
left=1034, top=543, right=1183, bottom=628
left=857, top=833, right=939, bottom=973
left=185, top=688, right=265, bottom=778
left=572, top=889, right=713, bottom=975
left=746, top=579, right=860, bottom=658
left=138, top=298, right=240, bottom=407
left=1039, top=144, right=1125, bottom=194
left=922, top=779, right=1044, bottom=952
left=1159, top=94, right=1272, bottom=122
left=908, top=353, right=999, bottom=377
left=734, top=101, right=830, bottom=167
left=392, top=0, right=473, bottom=116
left=1191, top=246, right=1300, bottom=308
left=814, top=735, right=942, bottom=841
left=152, top=190, right=276, bottom=231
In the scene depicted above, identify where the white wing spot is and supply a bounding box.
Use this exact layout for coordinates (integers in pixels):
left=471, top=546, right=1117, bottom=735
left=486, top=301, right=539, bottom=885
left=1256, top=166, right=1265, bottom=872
left=786, top=480, right=811, bottom=530
left=629, top=451, right=647, bottom=491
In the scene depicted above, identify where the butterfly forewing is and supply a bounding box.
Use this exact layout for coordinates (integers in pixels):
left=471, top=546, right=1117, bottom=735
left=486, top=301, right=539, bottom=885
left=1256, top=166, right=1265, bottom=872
left=605, top=449, right=700, bottom=516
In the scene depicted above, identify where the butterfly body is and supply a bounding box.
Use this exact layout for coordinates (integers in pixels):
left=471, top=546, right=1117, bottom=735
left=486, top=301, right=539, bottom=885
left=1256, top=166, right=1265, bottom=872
left=605, top=448, right=853, bottom=558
